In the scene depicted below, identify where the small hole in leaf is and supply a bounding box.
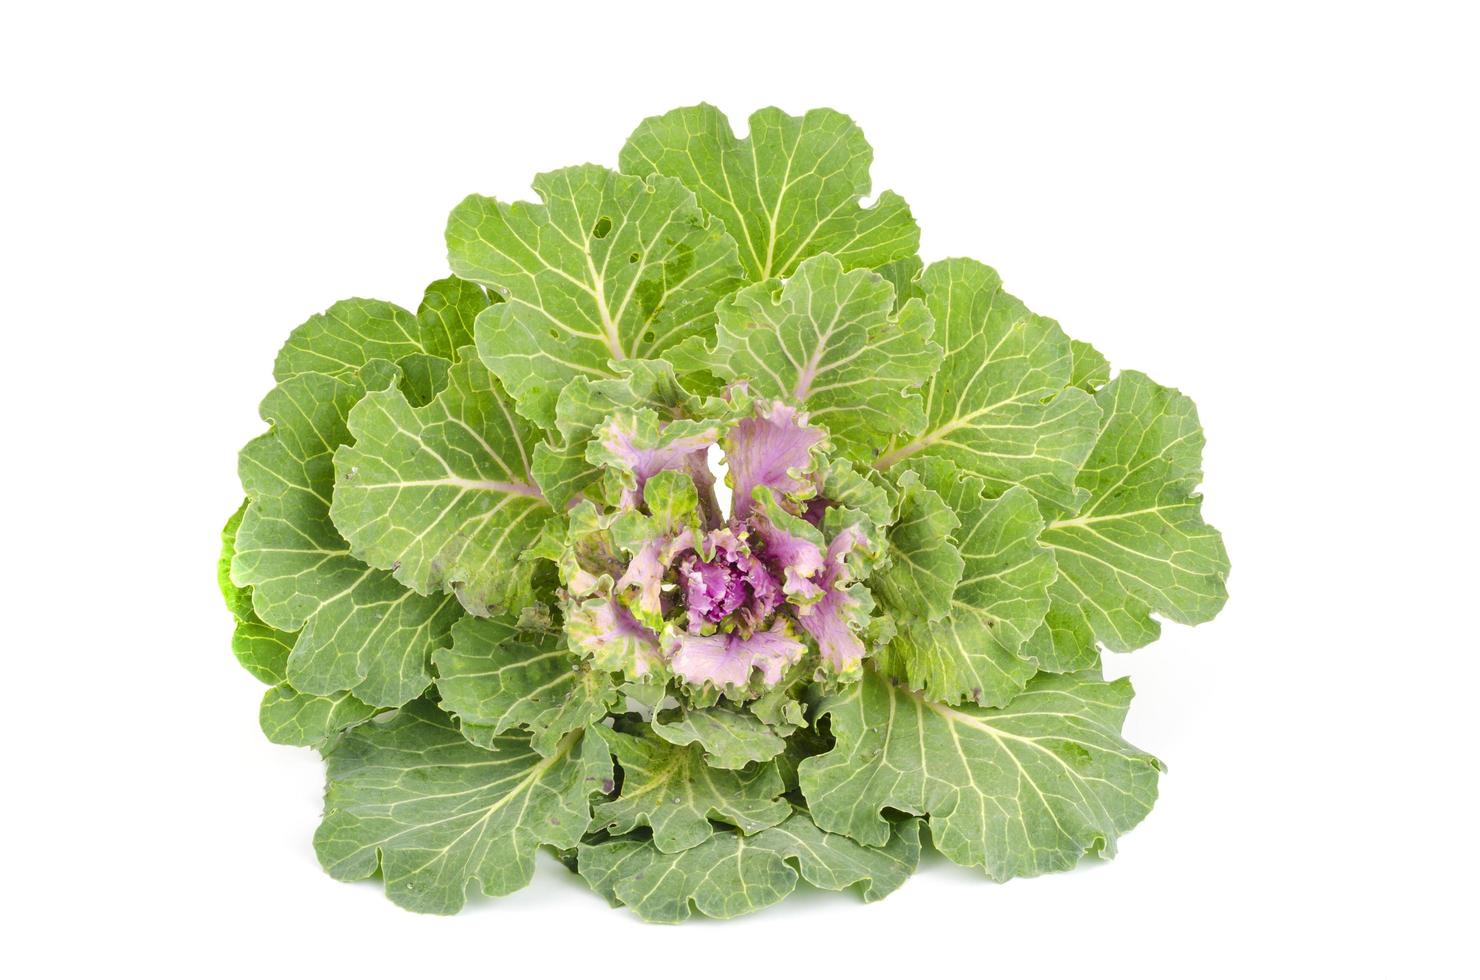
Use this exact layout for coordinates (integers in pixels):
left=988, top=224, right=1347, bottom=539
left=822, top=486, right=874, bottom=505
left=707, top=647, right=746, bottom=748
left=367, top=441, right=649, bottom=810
left=644, top=331, right=656, bottom=343
left=592, top=216, right=612, bottom=239
left=549, top=328, right=560, bottom=340
left=628, top=252, right=640, bottom=263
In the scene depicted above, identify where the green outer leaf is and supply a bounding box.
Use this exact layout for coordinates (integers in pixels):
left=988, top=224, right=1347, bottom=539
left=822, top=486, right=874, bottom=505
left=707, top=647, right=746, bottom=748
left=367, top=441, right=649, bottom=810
left=416, top=275, right=493, bottom=361
left=1039, top=370, right=1230, bottom=650
left=763, top=811, right=921, bottom=901
left=577, top=811, right=921, bottom=923
left=232, top=371, right=461, bottom=707
left=875, top=255, right=925, bottom=308
left=1070, top=339, right=1111, bottom=392
left=231, top=371, right=371, bottom=625
left=620, top=104, right=920, bottom=281
left=447, top=164, right=743, bottom=427
left=799, top=667, right=1162, bottom=880
left=1021, top=600, right=1101, bottom=674
left=818, top=456, right=895, bottom=530
left=231, top=618, right=294, bottom=685
left=874, top=258, right=1102, bottom=517
left=331, top=353, right=551, bottom=617
left=286, top=577, right=460, bottom=707
left=869, top=467, right=963, bottom=622
left=272, top=278, right=490, bottom=388
left=579, top=833, right=791, bottom=923
left=392, top=353, right=452, bottom=408
left=219, top=501, right=256, bottom=622
left=356, top=357, right=403, bottom=394
left=259, top=685, right=375, bottom=747
left=651, top=706, right=787, bottom=769
left=878, top=462, right=1058, bottom=707
left=530, top=376, right=629, bottom=508
left=433, top=616, right=617, bottom=755
left=224, top=503, right=381, bottom=743
left=882, top=616, right=1036, bottom=710
left=314, top=700, right=612, bottom=915
left=704, top=254, right=940, bottom=457
left=592, top=726, right=790, bottom=853
left=274, top=299, right=425, bottom=382
left=221, top=502, right=292, bottom=684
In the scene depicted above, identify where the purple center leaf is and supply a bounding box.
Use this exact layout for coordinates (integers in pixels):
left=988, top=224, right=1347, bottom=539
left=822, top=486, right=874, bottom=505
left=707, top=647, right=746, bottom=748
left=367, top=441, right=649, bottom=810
left=726, top=401, right=825, bottom=520
left=562, top=399, right=879, bottom=690
left=566, top=596, right=663, bottom=676
left=793, top=523, right=870, bottom=673
left=666, top=620, right=807, bottom=689
left=595, top=411, right=724, bottom=524
left=747, top=486, right=827, bottom=605
left=678, top=527, right=782, bottom=632
left=616, top=526, right=695, bottom=624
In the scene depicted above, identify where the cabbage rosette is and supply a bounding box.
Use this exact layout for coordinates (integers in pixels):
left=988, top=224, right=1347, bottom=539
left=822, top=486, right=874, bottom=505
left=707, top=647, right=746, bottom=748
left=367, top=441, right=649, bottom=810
left=220, top=104, right=1230, bottom=920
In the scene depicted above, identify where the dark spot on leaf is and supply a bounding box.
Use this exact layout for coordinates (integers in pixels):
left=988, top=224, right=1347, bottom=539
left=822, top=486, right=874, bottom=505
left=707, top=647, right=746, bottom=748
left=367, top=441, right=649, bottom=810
left=663, top=238, right=693, bottom=280
left=601, top=778, right=615, bottom=794
left=592, top=216, right=612, bottom=239
left=635, top=279, right=663, bottom=321
left=1057, top=740, right=1093, bottom=768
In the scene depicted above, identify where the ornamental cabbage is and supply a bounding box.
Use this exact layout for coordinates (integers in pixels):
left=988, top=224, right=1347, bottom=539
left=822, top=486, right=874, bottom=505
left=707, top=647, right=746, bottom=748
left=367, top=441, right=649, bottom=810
left=220, top=104, right=1230, bottom=920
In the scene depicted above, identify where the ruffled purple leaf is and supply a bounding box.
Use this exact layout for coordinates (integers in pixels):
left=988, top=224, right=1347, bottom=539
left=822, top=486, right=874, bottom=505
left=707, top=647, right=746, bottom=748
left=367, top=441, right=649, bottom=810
left=679, top=528, right=781, bottom=631
left=567, top=596, right=663, bottom=676
left=726, top=401, right=824, bottom=520
left=592, top=411, right=722, bottom=518
left=749, top=487, right=825, bottom=605
left=615, top=526, right=694, bottom=624
left=795, top=524, right=871, bottom=674
left=667, top=621, right=806, bottom=689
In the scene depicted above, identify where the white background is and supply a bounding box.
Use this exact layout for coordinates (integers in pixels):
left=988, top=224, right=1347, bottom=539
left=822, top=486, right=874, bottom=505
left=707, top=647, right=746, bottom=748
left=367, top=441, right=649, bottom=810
left=4, top=2, right=1477, bottom=976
